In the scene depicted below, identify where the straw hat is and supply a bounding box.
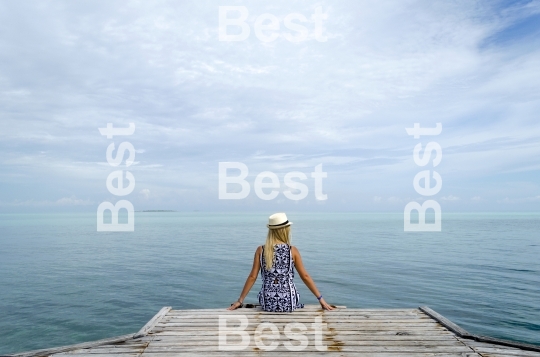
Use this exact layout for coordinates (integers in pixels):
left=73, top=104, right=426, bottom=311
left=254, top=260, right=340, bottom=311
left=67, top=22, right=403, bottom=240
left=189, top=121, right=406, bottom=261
left=267, top=212, right=292, bottom=229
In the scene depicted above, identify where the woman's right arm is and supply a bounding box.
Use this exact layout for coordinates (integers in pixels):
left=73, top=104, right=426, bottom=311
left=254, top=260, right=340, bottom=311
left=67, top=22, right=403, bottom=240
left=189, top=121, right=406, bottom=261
left=291, top=246, right=334, bottom=310
left=227, top=246, right=262, bottom=310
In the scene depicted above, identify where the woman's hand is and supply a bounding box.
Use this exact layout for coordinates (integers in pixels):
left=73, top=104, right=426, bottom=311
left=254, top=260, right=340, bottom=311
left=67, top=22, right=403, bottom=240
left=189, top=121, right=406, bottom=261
left=319, top=297, right=334, bottom=310
left=227, top=301, right=243, bottom=310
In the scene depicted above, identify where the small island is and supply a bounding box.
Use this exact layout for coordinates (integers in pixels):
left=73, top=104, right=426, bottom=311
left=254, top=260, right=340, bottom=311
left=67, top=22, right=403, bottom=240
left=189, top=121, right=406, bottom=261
left=139, top=210, right=176, bottom=212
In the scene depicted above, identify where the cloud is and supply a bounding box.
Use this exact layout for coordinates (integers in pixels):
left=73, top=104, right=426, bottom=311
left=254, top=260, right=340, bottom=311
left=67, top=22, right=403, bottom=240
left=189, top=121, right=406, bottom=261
left=140, top=188, right=151, bottom=199
left=55, top=196, right=93, bottom=206
left=441, top=195, right=460, bottom=201
left=0, top=1, right=539, bottom=211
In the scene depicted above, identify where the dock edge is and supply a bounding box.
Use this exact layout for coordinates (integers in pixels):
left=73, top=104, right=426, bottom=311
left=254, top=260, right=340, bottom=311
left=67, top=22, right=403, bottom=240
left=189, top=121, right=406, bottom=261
left=420, top=305, right=540, bottom=353
left=3, top=306, right=172, bottom=357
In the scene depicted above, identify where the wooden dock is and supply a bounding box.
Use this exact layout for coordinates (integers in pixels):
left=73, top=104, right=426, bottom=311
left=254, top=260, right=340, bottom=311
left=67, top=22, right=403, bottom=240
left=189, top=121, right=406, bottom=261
left=6, top=305, right=540, bottom=357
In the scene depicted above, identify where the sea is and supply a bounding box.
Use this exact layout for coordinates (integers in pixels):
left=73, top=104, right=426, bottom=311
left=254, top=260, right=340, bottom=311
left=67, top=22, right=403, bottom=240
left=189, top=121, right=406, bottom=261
left=0, top=212, right=539, bottom=354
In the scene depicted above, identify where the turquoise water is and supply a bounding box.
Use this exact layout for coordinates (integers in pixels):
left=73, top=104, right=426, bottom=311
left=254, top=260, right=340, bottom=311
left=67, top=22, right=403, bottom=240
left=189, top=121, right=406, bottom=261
left=0, top=212, right=539, bottom=354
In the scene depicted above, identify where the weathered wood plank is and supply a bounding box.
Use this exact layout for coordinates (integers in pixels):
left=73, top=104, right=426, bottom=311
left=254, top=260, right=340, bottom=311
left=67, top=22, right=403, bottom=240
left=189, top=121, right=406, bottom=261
left=55, top=347, right=146, bottom=354
left=419, top=306, right=472, bottom=338
left=142, top=345, right=476, bottom=352
left=155, top=318, right=441, bottom=329
left=150, top=330, right=456, bottom=337
left=147, top=340, right=467, bottom=347
left=182, top=306, right=432, bottom=310
left=160, top=317, right=436, bottom=322
left=59, top=351, right=481, bottom=357
left=54, top=354, right=139, bottom=357
left=168, top=306, right=351, bottom=312
left=170, top=308, right=413, bottom=312
left=152, top=333, right=455, bottom=340
left=168, top=308, right=416, bottom=312
left=134, top=306, right=171, bottom=338
left=7, top=334, right=137, bottom=357
left=164, top=315, right=431, bottom=320
left=152, top=326, right=450, bottom=332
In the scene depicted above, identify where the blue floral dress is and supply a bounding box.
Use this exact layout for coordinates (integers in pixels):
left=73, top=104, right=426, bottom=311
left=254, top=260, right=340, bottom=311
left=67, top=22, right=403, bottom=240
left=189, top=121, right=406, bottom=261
left=258, top=244, right=304, bottom=312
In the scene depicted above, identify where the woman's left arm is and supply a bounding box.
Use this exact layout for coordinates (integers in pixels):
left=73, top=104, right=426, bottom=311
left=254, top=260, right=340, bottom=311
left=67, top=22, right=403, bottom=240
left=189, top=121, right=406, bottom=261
left=227, top=246, right=262, bottom=310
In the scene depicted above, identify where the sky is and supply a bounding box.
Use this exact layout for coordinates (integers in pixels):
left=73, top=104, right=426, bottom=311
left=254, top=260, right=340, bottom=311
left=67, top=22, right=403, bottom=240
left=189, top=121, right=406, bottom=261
left=1, top=0, right=540, bottom=213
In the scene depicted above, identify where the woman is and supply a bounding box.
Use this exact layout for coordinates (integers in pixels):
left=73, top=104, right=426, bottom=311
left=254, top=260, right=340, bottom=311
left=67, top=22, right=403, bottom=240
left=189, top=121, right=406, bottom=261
left=227, top=213, right=334, bottom=312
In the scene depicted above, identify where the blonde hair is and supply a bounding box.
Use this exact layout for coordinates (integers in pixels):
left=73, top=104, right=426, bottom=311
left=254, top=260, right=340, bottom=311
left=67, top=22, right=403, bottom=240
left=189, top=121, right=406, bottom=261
left=263, top=226, right=291, bottom=270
